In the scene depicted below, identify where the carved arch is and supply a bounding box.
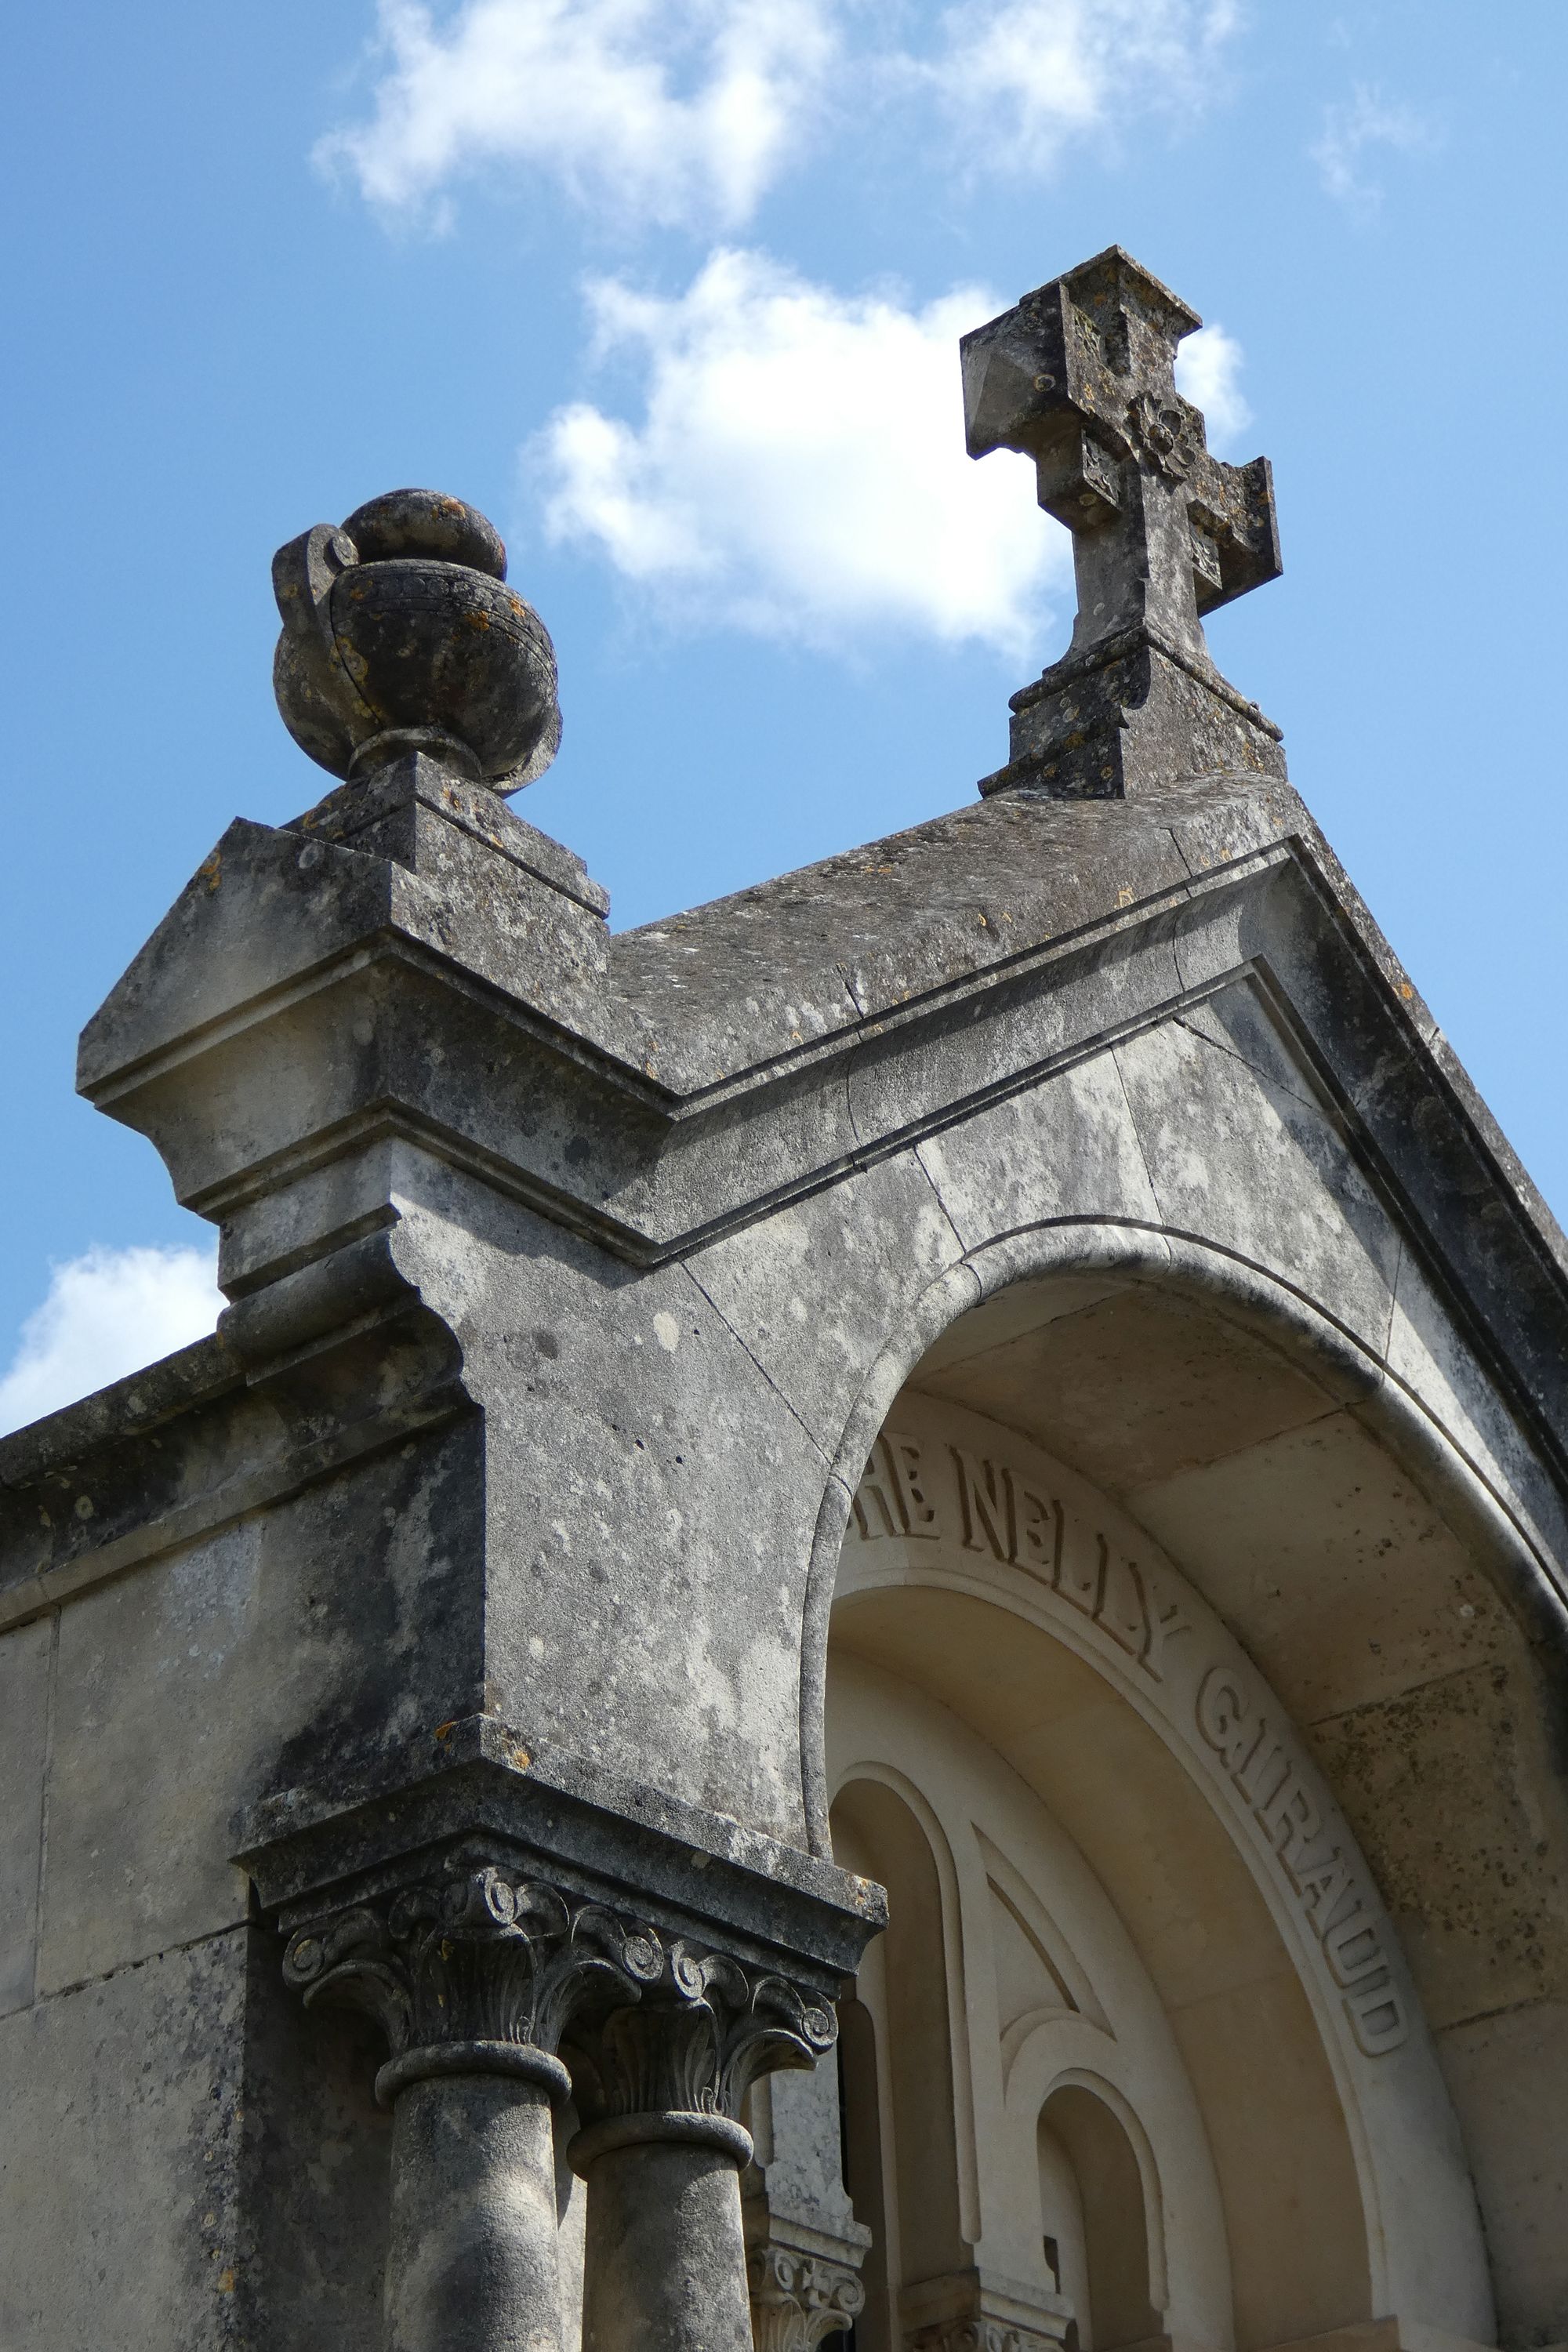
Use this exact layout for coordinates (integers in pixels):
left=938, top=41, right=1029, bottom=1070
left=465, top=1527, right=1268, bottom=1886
left=1038, top=2071, right=1165, bottom=2349
left=801, top=1215, right=1568, bottom=1852
left=827, top=1654, right=1235, bottom=2347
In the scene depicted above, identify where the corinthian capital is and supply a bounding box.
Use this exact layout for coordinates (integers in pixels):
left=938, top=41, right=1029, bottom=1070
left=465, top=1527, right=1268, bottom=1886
left=902, top=2270, right=1075, bottom=2352
left=281, top=1859, right=664, bottom=2103
left=568, top=1941, right=838, bottom=2133
left=748, top=2241, right=866, bottom=2352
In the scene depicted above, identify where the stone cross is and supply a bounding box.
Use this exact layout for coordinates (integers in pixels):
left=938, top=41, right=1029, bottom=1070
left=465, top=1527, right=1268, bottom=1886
left=960, top=247, right=1285, bottom=797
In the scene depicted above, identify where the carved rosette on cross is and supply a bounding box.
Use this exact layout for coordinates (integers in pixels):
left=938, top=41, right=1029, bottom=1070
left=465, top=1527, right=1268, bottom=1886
left=280, top=1849, right=844, bottom=2352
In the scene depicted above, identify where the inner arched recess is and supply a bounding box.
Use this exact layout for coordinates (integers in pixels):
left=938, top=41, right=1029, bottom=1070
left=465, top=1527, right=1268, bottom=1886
left=829, top=1586, right=1370, bottom=2349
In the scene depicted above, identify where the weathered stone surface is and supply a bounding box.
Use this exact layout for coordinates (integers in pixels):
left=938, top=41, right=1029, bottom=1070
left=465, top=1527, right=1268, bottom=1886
left=38, top=1418, right=485, bottom=1992
left=1128, top=1407, right=1515, bottom=1725
left=1311, top=1653, right=1568, bottom=2031
left=1167, top=1968, right=1372, bottom=2346
left=743, top=2062, right=869, bottom=2352
left=1438, top=1995, right=1568, bottom=2344
left=913, top=1046, right=1163, bottom=1253
left=295, top=758, right=608, bottom=912
left=40, top=1518, right=266, bottom=1987
left=685, top=1151, right=965, bottom=1458
left=384, top=2076, right=565, bottom=2352
left=1385, top=1240, right=1568, bottom=1581
left=389, top=1171, right=839, bottom=1836
left=237, top=1926, right=392, bottom=2350
left=273, top=490, right=561, bottom=790
left=0, top=1615, right=49, bottom=2016
left=916, top=1278, right=1340, bottom=1499
left=0, top=1932, right=248, bottom=2349
left=580, top=2133, right=754, bottom=2352
left=1112, top=1007, right=1403, bottom=1363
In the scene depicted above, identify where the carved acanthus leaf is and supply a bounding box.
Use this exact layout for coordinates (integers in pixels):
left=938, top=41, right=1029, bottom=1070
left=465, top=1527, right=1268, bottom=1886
left=568, top=1941, right=838, bottom=2125
left=281, top=1861, right=663, bottom=2061
left=748, top=2247, right=866, bottom=2352
left=910, top=2323, right=1068, bottom=2352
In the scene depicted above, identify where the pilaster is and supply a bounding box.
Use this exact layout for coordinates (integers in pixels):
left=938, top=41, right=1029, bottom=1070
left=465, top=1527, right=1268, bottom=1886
left=742, top=2066, right=870, bottom=2352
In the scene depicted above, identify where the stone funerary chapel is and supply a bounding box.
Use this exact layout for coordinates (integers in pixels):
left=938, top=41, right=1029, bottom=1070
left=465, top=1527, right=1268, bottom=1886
left=4, top=248, right=1567, bottom=2352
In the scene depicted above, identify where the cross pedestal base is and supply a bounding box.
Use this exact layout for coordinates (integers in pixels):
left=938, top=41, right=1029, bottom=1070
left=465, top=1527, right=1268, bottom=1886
left=980, top=629, right=1286, bottom=801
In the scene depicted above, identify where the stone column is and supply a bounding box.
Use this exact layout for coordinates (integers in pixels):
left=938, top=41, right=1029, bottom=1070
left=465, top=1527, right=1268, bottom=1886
left=283, top=1861, right=663, bottom=2352
left=567, top=1947, right=839, bottom=2352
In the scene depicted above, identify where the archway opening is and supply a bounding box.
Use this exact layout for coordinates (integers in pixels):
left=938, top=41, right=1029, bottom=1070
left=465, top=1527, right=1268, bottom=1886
left=831, top=1776, right=969, bottom=2352
left=820, top=1258, right=1505, bottom=2350
left=1037, top=2083, right=1156, bottom=2352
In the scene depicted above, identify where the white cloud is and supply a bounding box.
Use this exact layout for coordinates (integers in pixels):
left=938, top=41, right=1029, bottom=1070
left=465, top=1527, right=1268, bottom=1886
left=532, top=250, right=1066, bottom=657
left=0, top=1246, right=223, bottom=1437
left=1312, top=84, right=1432, bottom=210
left=323, top=0, right=1247, bottom=232
left=927, top=0, right=1243, bottom=166
left=1174, top=322, right=1250, bottom=450
left=318, top=0, right=837, bottom=230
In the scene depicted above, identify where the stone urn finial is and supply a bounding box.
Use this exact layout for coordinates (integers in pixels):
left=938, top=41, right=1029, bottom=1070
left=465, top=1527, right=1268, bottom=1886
left=271, top=487, right=561, bottom=793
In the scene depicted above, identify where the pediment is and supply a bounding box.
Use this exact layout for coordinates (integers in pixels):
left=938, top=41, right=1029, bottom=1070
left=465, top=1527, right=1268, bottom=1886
left=71, top=757, right=1568, bottom=1539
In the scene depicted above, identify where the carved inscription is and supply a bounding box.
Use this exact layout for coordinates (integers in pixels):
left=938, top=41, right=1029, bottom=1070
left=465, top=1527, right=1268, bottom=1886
left=1196, top=1666, right=1406, bottom=2056
left=851, top=1433, right=941, bottom=1541
left=949, top=1444, right=1194, bottom=1682
left=853, top=1434, right=1191, bottom=1686
left=848, top=1428, right=1409, bottom=2059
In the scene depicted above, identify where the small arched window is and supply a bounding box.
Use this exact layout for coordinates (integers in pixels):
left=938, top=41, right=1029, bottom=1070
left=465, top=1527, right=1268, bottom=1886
left=1038, top=2084, right=1159, bottom=2352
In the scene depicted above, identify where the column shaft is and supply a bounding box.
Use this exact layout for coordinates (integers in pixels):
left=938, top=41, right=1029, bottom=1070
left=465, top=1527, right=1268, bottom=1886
left=581, top=2136, right=753, bottom=2352
left=387, top=2074, right=564, bottom=2352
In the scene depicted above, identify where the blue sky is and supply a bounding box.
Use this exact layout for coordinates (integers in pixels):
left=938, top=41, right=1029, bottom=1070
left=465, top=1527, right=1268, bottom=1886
left=2, top=1, right=1565, bottom=1427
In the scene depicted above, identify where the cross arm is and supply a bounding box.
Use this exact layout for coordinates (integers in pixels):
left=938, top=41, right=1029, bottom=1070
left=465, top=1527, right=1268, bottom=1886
left=1185, top=449, right=1282, bottom=615
left=961, top=248, right=1202, bottom=515
left=960, top=277, right=1128, bottom=530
